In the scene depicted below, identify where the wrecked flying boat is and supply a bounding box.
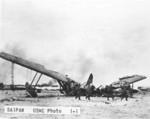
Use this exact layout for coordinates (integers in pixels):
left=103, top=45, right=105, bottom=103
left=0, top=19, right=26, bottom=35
left=0, top=52, right=94, bottom=97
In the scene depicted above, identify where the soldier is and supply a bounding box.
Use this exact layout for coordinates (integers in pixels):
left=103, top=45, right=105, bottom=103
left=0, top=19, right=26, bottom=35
left=104, top=85, right=114, bottom=101
left=74, top=83, right=82, bottom=100
left=85, top=84, right=95, bottom=100
left=120, top=81, right=130, bottom=101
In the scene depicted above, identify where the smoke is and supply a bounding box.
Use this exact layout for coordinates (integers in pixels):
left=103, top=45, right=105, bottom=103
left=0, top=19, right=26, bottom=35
left=1, top=0, right=150, bottom=87
left=0, top=43, right=28, bottom=84
left=76, top=52, right=94, bottom=79
left=3, top=42, right=26, bottom=57
left=0, top=61, right=11, bottom=84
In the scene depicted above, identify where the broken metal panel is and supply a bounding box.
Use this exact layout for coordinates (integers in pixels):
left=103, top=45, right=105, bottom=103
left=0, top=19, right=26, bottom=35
left=26, top=88, right=38, bottom=97
left=25, top=82, right=37, bottom=97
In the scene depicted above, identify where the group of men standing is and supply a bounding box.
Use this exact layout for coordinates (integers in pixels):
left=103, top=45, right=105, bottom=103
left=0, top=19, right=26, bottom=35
left=74, top=80, right=133, bottom=101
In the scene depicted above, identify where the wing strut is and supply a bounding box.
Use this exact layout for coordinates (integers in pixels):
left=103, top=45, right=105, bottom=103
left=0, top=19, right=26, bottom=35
left=34, top=74, right=42, bottom=88
left=25, top=72, right=43, bottom=97
left=30, top=72, right=38, bottom=86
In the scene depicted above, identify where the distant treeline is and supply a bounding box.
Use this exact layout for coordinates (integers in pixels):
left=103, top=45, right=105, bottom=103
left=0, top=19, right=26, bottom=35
left=0, top=82, right=58, bottom=90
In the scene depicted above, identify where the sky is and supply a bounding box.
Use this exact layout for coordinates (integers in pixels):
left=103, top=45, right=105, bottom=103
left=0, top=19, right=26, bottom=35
left=0, top=0, right=150, bottom=87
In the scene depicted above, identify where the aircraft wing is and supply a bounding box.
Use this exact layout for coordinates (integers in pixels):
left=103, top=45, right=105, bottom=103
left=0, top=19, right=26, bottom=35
left=111, top=75, right=146, bottom=88
left=0, top=52, right=74, bottom=83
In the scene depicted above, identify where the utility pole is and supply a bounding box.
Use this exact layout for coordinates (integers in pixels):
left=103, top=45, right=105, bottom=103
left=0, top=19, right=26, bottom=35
left=11, top=62, right=14, bottom=90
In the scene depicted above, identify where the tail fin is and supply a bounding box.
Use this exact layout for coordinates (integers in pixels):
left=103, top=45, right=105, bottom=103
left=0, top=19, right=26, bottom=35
left=86, top=73, right=93, bottom=86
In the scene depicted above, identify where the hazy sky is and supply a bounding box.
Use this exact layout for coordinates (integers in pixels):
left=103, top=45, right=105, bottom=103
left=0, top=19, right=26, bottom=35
left=0, top=0, right=150, bottom=87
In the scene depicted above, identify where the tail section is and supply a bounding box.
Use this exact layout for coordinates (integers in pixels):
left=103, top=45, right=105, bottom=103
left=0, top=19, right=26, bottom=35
left=86, top=73, right=93, bottom=86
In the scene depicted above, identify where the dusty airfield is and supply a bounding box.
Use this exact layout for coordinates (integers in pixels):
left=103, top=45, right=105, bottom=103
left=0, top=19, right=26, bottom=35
left=0, top=90, right=150, bottom=119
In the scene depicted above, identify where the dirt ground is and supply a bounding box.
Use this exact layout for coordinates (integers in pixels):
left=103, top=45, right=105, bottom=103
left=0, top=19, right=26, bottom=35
left=0, top=90, right=150, bottom=119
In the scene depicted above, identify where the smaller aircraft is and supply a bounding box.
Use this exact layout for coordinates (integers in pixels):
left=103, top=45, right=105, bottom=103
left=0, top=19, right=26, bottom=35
left=111, top=75, right=147, bottom=89
left=96, top=75, right=147, bottom=100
